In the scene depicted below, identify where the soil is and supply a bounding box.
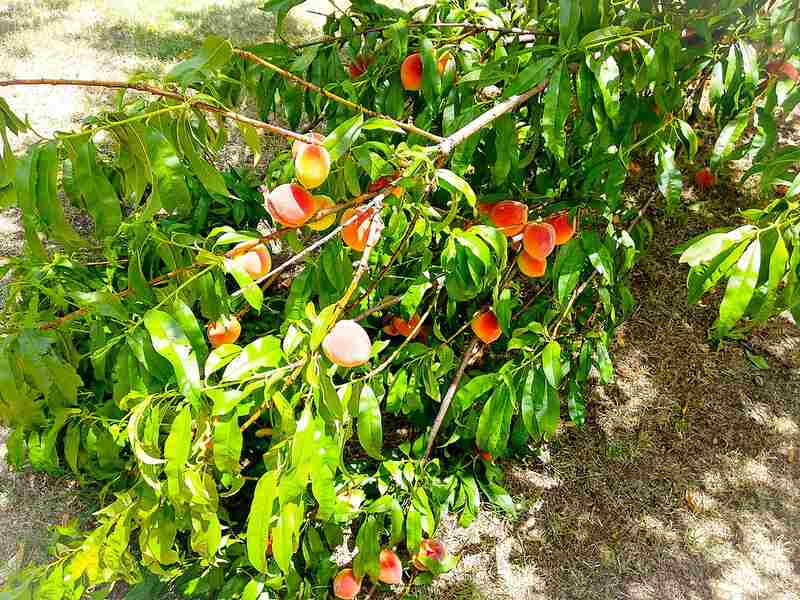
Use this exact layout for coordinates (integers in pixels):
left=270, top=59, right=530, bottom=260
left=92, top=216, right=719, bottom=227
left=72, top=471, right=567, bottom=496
left=1, top=3, right=800, bottom=599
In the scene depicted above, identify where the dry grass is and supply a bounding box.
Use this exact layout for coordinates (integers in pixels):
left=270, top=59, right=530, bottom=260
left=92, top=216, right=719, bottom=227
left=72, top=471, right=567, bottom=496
left=2, top=2, right=800, bottom=599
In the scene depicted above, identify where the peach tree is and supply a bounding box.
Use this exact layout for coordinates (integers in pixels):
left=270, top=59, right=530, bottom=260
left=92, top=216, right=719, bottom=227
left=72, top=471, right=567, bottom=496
left=0, top=0, right=797, bottom=598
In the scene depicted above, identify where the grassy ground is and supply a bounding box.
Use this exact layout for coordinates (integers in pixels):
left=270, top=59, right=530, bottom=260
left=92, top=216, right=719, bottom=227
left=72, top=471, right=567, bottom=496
left=1, top=2, right=800, bottom=599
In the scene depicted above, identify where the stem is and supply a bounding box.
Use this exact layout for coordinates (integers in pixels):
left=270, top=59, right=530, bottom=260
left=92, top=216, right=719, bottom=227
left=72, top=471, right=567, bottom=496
left=239, top=360, right=307, bottom=432
left=437, top=82, right=547, bottom=155
left=235, top=50, right=444, bottom=143
left=0, top=78, right=316, bottom=144
left=423, top=338, right=481, bottom=461
left=352, top=295, right=402, bottom=322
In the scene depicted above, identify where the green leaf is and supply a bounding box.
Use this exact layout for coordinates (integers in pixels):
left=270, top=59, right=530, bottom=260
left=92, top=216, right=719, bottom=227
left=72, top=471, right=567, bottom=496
left=143, top=310, right=201, bottom=403
left=476, top=386, right=513, bottom=456
left=222, top=336, right=282, bottom=381
left=357, top=384, right=383, bottom=460
left=5, top=427, right=26, bottom=470
left=420, top=37, right=442, bottom=106
left=553, top=238, right=586, bottom=304
left=503, top=55, right=558, bottom=98
left=171, top=300, right=208, bottom=367
left=204, top=344, right=242, bottom=379
left=15, top=146, right=47, bottom=257
left=362, top=118, right=406, bottom=134
left=520, top=366, right=539, bottom=439
left=494, top=288, right=513, bottom=336
left=214, top=414, right=243, bottom=473
left=679, top=226, right=755, bottom=267
left=534, top=368, right=560, bottom=439
left=324, top=114, right=363, bottom=162
left=580, top=26, right=632, bottom=48
left=655, top=144, right=683, bottom=212
left=588, top=55, right=620, bottom=126
left=353, top=515, right=381, bottom=580
left=677, top=119, right=698, bottom=162
left=559, top=0, right=581, bottom=47
left=567, top=379, right=585, bottom=425
left=177, top=118, right=228, bottom=197
left=753, top=234, right=788, bottom=322
left=542, top=341, right=562, bottom=388
left=164, top=406, right=192, bottom=499
left=246, top=471, right=279, bottom=573
left=273, top=501, right=302, bottom=573
left=715, top=239, right=761, bottom=338
left=143, top=127, right=192, bottom=218
left=581, top=230, right=614, bottom=285
left=167, top=36, right=233, bottom=86
left=36, top=142, right=83, bottom=245
left=226, top=257, right=264, bottom=311
left=260, top=0, right=305, bottom=35
left=436, top=169, right=477, bottom=208
left=711, top=112, right=750, bottom=168
left=542, top=62, right=571, bottom=160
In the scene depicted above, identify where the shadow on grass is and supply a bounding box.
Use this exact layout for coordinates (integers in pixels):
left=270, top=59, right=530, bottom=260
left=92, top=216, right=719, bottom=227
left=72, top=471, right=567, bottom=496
left=0, top=0, right=74, bottom=38
left=425, top=180, right=800, bottom=600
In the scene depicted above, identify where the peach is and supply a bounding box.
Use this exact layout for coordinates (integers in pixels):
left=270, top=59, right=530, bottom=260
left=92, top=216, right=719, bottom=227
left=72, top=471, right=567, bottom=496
left=341, top=207, right=383, bottom=252
left=322, top=320, right=372, bottom=368
left=392, top=315, right=421, bottom=338
left=266, top=183, right=316, bottom=227
left=291, top=132, right=325, bottom=158
left=545, top=212, right=575, bottom=246
left=348, top=56, right=372, bottom=79
left=478, top=449, right=493, bottom=462
left=767, top=61, right=800, bottom=82
left=333, top=568, right=362, bottom=599
left=378, top=549, right=403, bottom=585
left=413, top=539, right=447, bottom=571
left=522, top=223, right=556, bottom=260
left=477, top=202, right=495, bottom=215
left=628, top=160, right=641, bottom=176
left=231, top=241, right=272, bottom=279
left=401, top=53, right=423, bottom=91
left=295, top=143, right=331, bottom=189
left=367, top=175, right=403, bottom=198
left=471, top=310, right=502, bottom=344
left=437, top=51, right=454, bottom=74
left=307, top=195, right=336, bottom=231
left=694, top=167, right=715, bottom=189
left=489, top=200, right=528, bottom=237
left=517, top=252, right=546, bottom=278
left=207, top=316, right=241, bottom=348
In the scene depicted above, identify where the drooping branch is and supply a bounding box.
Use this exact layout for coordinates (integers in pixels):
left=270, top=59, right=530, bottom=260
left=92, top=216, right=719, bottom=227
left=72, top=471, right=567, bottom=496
left=235, top=50, right=445, bottom=143
left=0, top=78, right=317, bottom=145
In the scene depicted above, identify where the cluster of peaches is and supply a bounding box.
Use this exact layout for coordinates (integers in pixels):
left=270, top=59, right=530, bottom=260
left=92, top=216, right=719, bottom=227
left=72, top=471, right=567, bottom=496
left=469, top=201, right=576, bottom=345
left=205, top=132, right=389, bottom=350
left=332, top=539, right=448, bottom=599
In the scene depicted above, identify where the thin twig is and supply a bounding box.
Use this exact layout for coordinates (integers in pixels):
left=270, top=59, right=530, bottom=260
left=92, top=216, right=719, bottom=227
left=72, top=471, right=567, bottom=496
left=423, top=338, right=481, bottom=460
left=0, top=78, right=316, bottom=144
left=353, top=295, right=402, bottom=322
left=235, top=50, right=444, bottom=143
left=239, top=360, right=307, bottom=432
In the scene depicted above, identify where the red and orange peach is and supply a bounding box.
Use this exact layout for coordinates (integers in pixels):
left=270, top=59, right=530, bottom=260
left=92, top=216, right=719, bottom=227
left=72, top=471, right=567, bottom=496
left=207, top=316, right=241, bottom=348
left=471, top=310, right=502, bottom=344
left=522, top=222, right=556, bottom=260
left=517, top=252, right=547, bottom=278
left=378, top=549, right=403, bottom=585
left=307, top=195, right=336, bottom=231
left=489, top=200, right=528, bottom=237
left=341, top=207, right=383, bottom=252
left=333, top=568, right=362, bottom=599
left=266, top=183, right=316, bottom=227
left=694, top=167, right=715, bottom=189
left=545, top=212, right=576, bottom=246
left=294, top=143, right=331, bottom=189
left=413, top=539, right=447, bottom=571
left=401, top=53, right=423, bottom=91
left=230, top=241, right=272, bottom=279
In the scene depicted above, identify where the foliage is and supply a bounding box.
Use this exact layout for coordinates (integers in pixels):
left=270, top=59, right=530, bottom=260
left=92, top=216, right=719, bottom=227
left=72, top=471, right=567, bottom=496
left=0, top=0, right=798, bottom=598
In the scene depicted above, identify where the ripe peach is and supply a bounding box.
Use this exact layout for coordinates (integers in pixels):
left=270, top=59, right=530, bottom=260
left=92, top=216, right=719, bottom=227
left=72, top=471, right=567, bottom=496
left=291, top=132, right=325, bottom=158
left=628, top=160, right=642, bottom=176
left=413, top=539, right=447, bottom=571
left=341, top=207, right=383, bottom=252
left=378, top=549, right=403, bottom=585
left=517, top=252, right=546, bottom=278
left=348, top=55, right=372, bottom=79
left=522, top=223, right=556, bottom=260
left=322, top=320, right=372, bottom=368
left=545, top=212, right=576, bottom=246
left=471, top=310, right=502, bottom=344
left=266, top=183, right=316, bottom=227
left=295, top=143, right=331, bottom=189
left=478, top=449, right=493, bottom=462
left=392, top=315, right=421, bottom=338
left=767, top=61, right=800, bottom=82
left=694, top=167, right=715, bottom=190
left=489, top=200, right=528, bottom=237
left=333, top=568, right=362, bottom=599
left=477, top=202, right=495, bottom=215
left=207, top=316, right=241, bottom=348
left=383, top=322, right=398, bottom=336
left=401, top=53, right=423, bottom=91
left=307, top=195, right=336, bottom=231
left=231, top=241, right=272, bottom=279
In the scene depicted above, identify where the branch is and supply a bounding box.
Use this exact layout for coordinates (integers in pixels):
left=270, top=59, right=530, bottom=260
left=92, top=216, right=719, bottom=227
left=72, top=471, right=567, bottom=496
left=423, top=338, right=481, bottom=461
left=352, top=295, right=401, bottom=322
left=294, top=21, right=558, bottom=49
left=235, top=50, right=444, bottom=143
left=436, top=81, right=547, bottom=156
left=0, top=78, right=316, bottom=145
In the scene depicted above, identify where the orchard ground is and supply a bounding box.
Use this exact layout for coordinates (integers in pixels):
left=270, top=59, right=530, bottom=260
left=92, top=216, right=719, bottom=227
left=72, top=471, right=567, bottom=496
left=1, top=1, right=799, bottom=598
